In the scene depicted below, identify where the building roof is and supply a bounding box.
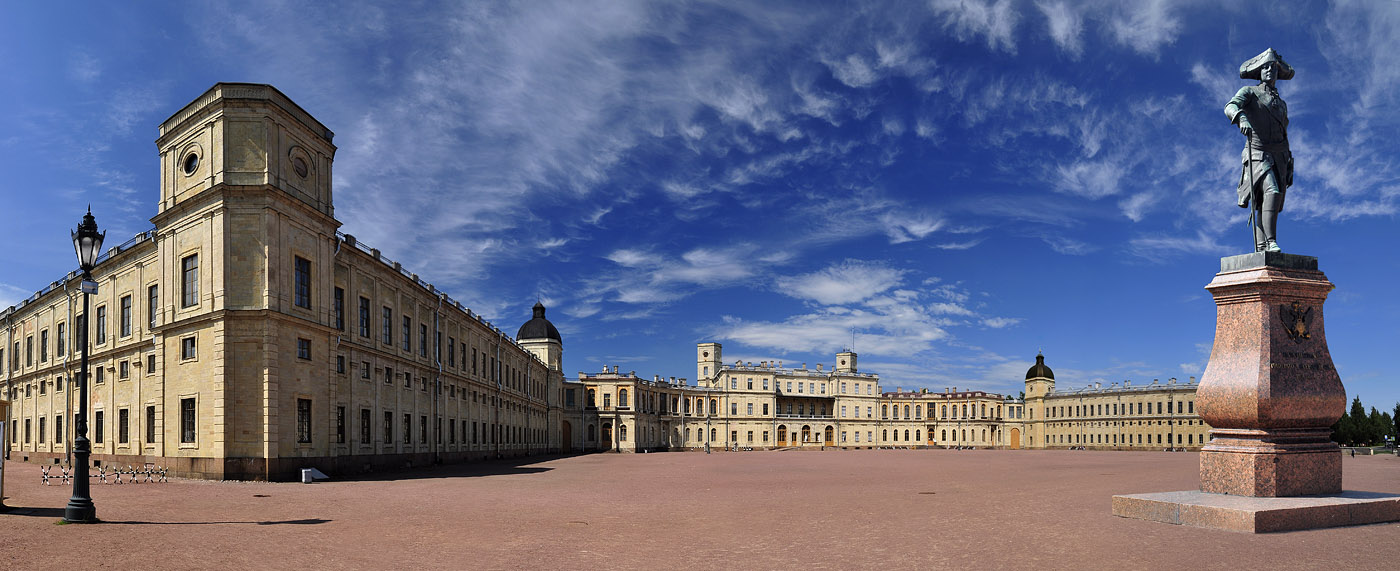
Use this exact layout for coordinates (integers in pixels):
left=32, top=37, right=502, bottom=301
left=517, top=302, right=561, bottom=342
left=1026, top=352, right=1054, bottom=380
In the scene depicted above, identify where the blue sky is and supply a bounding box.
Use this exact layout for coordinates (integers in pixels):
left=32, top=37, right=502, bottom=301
left=2, top=1, right=1397, bottom=408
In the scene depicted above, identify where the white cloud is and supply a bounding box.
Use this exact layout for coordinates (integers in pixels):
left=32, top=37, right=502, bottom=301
left=1052, top=158, right=1124, bottom=199
left=1128, top=230, right=1231, bottom=259
left=981, top=317, right=1021, bottom=328
left=1108, top=0, right=1181, bottom=56
left=929, top=0, right=1020, bottom=54
left=1036, top=1, right=1084, bottom=57
left=774, top=260, right=905, bottom=305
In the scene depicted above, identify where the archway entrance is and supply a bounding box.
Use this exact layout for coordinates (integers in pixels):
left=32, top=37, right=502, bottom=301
left=561, top=421, right=573, bottom=453
left=777, top=425, right=788, bottom=446
left=1010, top=428, right=1021, bottom=450
left=823, top=426, right=834, bottom=446
left=602, top=423, right=613, bottom=451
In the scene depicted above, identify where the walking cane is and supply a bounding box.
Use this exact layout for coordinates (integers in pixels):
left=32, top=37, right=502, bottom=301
left=1245, top=132, right=1257, bottom=249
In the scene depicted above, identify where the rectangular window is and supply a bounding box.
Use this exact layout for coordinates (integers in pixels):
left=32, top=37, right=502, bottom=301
left=294, top=257, right=312, bottom=308
left=95, top=410, right=105, bottom=443
left=472, top=348, right=478, bottom=374
left=181, top=254, right=199, bottom=307
left=38, top=417, right=45, bottom=444
left=360, top=409, right=372, bottom=443
left=297, top=399, right=312, bottom=443
left=336, top=405, right=346, bottom=444
left=118, top=408, right=129, bottom=444
left=358, top=297, right=371, bottom=337
left=747, top=402, right=753, bottom=415
left=181, top=398, right=196, bottom=443
left=333, top=287, right=345, bottom=331
left=384, top=411, right=393, bottom=443
left=746, top=378, right=753, bottom=390
left=297, top=338, right=312, bottom=360
left=382, top=307, right=393, bottom=344
left=119, top=360, right=129, bottom=379
left=336, top=355, right=346, bottom=374
left=403, top=316, right=411, bottom=350
left=56, top=414, right=64, bottom=442
left=386, top=367, right=394, bottom=384
left=120, top=294, right=132, bottom=337
left=56, top=375, right=64, bottom=391
left=403, top=414, right=411, bottom=444
left=96, top=366, right=104, bottom=384
left=181, top=336, right=197, bottom=360
left=40, top=329, right=48, bottom=362
left=419, top=324, right=428, bottom=357
left=146, top=406, right=156, bottom=443
left=57, top=322, right=66, bottom=356
left=148, top=284, right=159, bottom=328
left=95, top=306, right=106, bottom=344
left=24, top=418, right=31, bottom=443
left=448, top=337, right=455, bottom=367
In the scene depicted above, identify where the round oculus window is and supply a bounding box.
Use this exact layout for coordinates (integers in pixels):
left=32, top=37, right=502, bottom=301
left=182, top=152, right=199, bottom=176
left=292, top=156, right=309, bottom=178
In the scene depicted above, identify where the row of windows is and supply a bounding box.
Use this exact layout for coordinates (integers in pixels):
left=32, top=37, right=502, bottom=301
left=10, top=400, right=193, bottom=446
left=1049, top=432, right=1206, bottom=445
left=1047, top=400, right=1194, bottom=418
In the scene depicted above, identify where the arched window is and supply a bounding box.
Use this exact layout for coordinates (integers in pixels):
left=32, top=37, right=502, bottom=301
left=882, top=404, right=888, bottom=419
left=620, top=425, right=628, bottom=441
left=962, top=404, right=968, bottom=417
left=709, top=428, right=717, bottom=441
left=684, top=399, right=690, bottom=414
left=619, top=389, right=629, bottom=408
left=904, top=405, right=910, bottom=418
left=588, top=424, right=596, bottom=441
left=981, top=404, right=986, bottom=418
left=710, top=399, right=717, bottom=415
left=587, top=389, right=596, bottom=407
left=903, top=429, right=910, bottom=441
left=941, top=405, right=947, bottom=418
left=915, top=405, right=922, bottom=419
left=882, top=429, right=888, bottom=441
left=941, top=429, right=946, bottom=441
left=915, top=430, right=921, bottom=441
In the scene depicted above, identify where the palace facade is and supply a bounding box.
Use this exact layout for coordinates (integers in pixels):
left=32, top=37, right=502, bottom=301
left=1, top=84, right=561, bottom=480
left=0, top=83, right=1208, bottom=481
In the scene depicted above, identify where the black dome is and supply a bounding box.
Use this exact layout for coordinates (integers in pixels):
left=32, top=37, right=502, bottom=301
left=1025, top=352, right=1054, bottom=380
left=517, top=302, right=561, bottom=342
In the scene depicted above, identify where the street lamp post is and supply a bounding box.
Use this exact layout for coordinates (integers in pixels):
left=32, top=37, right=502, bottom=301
left=65, top=207, right=103, bottom=523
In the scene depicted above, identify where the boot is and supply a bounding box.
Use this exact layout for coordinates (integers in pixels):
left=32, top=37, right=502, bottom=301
left=1253, top=208, right=1267, bottom=252
left=1262, top=194, right=1282, bottom=253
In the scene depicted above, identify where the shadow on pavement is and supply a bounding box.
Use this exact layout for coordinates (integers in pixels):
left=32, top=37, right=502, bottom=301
left=326, top=453, right=590, bottom=483
left=101, top=518, right=332, bottom=526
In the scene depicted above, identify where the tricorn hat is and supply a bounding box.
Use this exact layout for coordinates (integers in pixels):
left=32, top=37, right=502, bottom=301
left=1239, top=47, right=1294, bottom=81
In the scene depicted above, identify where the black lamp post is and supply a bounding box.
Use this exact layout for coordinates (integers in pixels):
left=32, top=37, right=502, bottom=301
left=64, top=207, right=103, bottom=523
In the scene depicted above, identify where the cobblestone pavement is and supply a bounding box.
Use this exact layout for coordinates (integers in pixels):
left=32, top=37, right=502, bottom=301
left=1, top=450, right=1397, bottom=570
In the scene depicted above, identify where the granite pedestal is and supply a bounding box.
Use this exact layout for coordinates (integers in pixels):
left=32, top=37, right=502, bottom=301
left=1113, top=253, right=1400, bottom=532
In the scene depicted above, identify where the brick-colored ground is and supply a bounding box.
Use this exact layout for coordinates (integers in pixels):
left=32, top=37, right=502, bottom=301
left=1, top=450, right=1397, bottom=570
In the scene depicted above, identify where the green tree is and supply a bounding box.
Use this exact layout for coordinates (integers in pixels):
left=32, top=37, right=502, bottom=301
left=1394, top=402, right=1400, bottom=444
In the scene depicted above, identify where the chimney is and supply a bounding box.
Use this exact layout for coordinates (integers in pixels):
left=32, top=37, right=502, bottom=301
left=1189, top=376, right=1196, bottom=384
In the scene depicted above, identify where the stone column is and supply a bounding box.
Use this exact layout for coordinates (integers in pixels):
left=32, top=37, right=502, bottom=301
left=1196, top=252, right=1345, bottom=497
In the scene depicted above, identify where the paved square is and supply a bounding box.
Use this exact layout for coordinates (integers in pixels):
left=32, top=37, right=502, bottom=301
left=2, top=450, right=1397, bottom=569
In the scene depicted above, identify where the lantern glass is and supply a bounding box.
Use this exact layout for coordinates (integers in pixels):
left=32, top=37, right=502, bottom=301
left=72, top=209, right=105, bottom=271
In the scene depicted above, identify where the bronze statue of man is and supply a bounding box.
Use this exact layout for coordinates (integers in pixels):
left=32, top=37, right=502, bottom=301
left=1225, top=48, right=1294, bottom=253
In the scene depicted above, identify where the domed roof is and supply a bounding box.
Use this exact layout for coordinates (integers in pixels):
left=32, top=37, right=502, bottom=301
left=517, top=302, right=561, bottom=342
left=1025, top=351, right=1054, bottom=380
